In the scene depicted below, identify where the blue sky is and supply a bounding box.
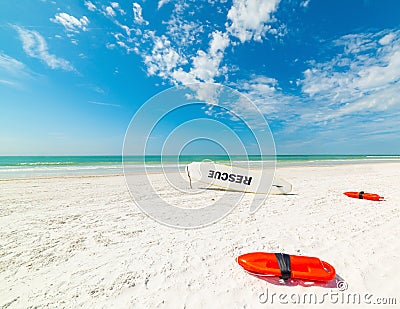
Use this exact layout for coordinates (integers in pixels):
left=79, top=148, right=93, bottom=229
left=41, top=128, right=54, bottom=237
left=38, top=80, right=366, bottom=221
left=0, top=0, right=399, bottom=155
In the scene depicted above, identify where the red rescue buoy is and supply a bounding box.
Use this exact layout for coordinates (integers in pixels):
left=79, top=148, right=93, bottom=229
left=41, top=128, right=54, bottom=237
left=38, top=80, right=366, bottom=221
left=237, top=252, right=336, bottom=282
left=344, top=191, right=384, bottom=201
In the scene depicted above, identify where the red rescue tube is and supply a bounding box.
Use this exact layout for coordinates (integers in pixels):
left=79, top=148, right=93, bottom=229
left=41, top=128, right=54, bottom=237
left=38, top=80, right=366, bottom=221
left=344, top=191, right=384, bottom=201
left=237, top=252, right=336, bottom=281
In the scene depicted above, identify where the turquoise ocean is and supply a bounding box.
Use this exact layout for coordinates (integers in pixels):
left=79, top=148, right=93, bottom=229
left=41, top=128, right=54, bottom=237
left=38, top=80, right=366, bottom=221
left=0, top=155, right=399, bottom=179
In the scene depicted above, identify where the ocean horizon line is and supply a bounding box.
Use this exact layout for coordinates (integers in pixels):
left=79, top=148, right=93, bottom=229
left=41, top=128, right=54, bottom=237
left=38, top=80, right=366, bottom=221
left=1, top=154, right=400, bottom=158
left=1, top=154, right=400, bottom=167
left=1, top=154, right=399, bottom=179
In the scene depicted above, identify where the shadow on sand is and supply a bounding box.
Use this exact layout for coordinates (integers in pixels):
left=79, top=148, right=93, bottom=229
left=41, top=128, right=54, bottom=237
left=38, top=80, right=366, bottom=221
left=198, top=187, right=298, bottom=195
left=249, top=272, right=346, bottom=289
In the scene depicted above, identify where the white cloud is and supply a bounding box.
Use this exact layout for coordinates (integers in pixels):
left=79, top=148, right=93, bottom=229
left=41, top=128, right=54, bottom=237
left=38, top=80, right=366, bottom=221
left=51, top=13, right=90, bottom=32
left=116, top=40, right=135, bottom=53
left=232, top=29, right=400, bottom=132
left=158, top=0, right=172, bottom=9
left=0, top=79, right=18, bottom=87
left=235, top=75, right=297, bottom=117
left=89, top=101, right=121, bottom=107
left=300, top=0, right=310, bottom=8
left=187, top=31, right=230, bottom=82
left=107, top=0, right=285, bottom=92
left=170, top=68, right=197, bottom=84
left=14, top=26, right=75, bottom=71
left=143, top=34, right=185, bottom=79
left=190, top=50, right=220, bottom=82
left=142, top=29, right=230, bottom=86
left=84, top=1, right=96, bottom=11
left=209, top=30, right=230, bottom=56
left=165, top=17, right=203, bottom=48
left=355, top=50, right=400, bottom=90
left=133, top=3, right=148, bottom=25
left=99, top=1, right=398, bottom=132
left=105, top=6, right=116, bottom=17
left=227, top=0, right=281, bottom=43
left=111, top=2, right=126, bottom=15
left=379, top=33, right=395, bottom=45
left=327, top=84, right=399, bottom=118
left=0, top=53, right=26, bottom=74
left=240, top=75, right=278, bottom=95
left=300, top=30, right=400, bottom=122
left=97, top=0, right=287, bottom=106
left=0, top=52, right=39, bottom=86
left=114, top=20, right=134, bottom=36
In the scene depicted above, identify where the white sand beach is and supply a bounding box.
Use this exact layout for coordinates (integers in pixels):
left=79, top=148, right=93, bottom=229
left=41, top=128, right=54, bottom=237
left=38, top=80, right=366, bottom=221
left=1, top=162, right=399, bottom=308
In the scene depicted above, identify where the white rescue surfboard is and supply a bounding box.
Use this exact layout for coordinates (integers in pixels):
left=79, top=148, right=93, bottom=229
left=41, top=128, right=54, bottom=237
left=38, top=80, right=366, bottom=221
left=186, top=162, right=292, bottom=194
